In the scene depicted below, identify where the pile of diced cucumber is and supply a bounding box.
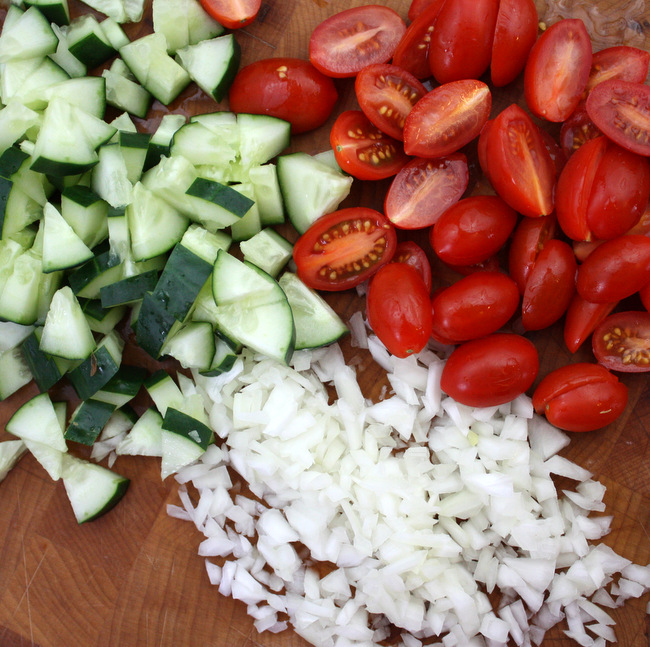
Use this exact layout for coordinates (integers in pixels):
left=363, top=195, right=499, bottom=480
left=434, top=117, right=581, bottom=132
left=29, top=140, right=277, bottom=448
left=0, top=0, right=354, bottom=523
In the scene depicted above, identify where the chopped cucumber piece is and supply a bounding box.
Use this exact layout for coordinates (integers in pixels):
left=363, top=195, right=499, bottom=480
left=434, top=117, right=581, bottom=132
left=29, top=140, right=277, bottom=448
left=240, top=228, right=293, bottom=278
left=0, top=346, right=32, bottom=400
left=65, top=398, right=116, bottom=445
left=161, top=321, right=215, bottom=371
left=145, top=369, right=183, bottom=416
left=42, top=202, right=94, bottom=272
left=0, top=439, right=27, bottom=482
left=0, top=6, right=58, bottom=62
left=6, top=392, right=67, bottom=451
left=116, top=407, right=163, bottom=456
left=161, top=407, right=213, bottom=479
left=152, top=0, right=224, bottom=54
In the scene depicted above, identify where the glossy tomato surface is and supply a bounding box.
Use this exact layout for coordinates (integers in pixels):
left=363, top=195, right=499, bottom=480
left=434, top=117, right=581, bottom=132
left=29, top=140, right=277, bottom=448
left=524, top=18, right=592, bottom=122
left=584, top=45, right=650, bottom=95
left=593, top=311, right=650, bottom=372
left=228, top=58, right=338, bottom=134
left=198, top=0, right=260, bottom=28
left=440, top=333, right=539, bottom=407
left=403, top=80, right=491, bottom=158
left=431, top=195, right=518, bottom=266
left=292, top=208, right=397, bottom=291
left=532, top=362, right=628, bottom=431
left=330, top=110, right=409, bottom=180
left=309, top=5, right=406, bottom=78
left=559, top=104, right=601, bottom=156
left=384, top=154, right=468, bottom=229
left=355, top=64, right=427, bottom=141
left=391, top=241, right=432, bottom=293
left=430, top=271, right=520, bottom=344
left=563, top=294, right=617, bottom=353
left=366, top=262, right=433, bottom=358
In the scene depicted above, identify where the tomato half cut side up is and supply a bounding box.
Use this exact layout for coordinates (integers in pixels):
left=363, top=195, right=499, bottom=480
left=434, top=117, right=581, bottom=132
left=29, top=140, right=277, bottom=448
left=355, top=64, right=427, bottom=141
left=292, top=207, right=398, bottom=292
left=584, top=45, right=650, bottom=95
left=586, top=79, right=650, bottom=156
left=198, top=0, right=261, bottom=29
left=524, top=18, right=592, bottom=122
left=490, top=0, right=538, bottom=87
left=390, top=241, right=433, bottom=293
left=593, top=310, right=650, bottom=372
left=384, top=154, right=469, bottom=229
left=309, top=5, right=407, bottom=78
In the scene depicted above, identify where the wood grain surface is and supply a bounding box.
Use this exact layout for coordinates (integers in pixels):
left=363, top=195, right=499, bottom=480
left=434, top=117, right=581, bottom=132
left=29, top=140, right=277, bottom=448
left=1, top=1, right=649, bottom=646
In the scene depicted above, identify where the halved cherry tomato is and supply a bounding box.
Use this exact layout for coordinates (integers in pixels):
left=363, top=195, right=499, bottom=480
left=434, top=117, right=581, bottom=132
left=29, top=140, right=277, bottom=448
left=366, top=262, right=433, bottom=358
left=403, top=80, right=492, bottom=158
left=330, top=110, right=409, bottom=181
left=521, top=239, right=577, bottom=331
left=440, top=333, right=539, bottom=407
left=480, top=104, right=556, bottom=217
left=555, top=136, right=650, bottom=241
left=563, top=294, right=617, bottom=353
left=584, top=45, right=650, bottom=95
left=228, top=58, right=338, bottom=134
left=391, top=241, right=432, bottom=293
left=532, top=363, right=628, bottom=432
left=292, top=208, right=397, bottom=292
left=384, top=154, right=468, bottom=229
left=508, top=213, right=558, bottom=294
left=586, top=80, right=650, bottom=156
left=490, top=0, right=538, bottom=87
left=559, top=104, right=601, bottom=156
left=524, top=18, right=592, bottom=122
left=540, top=127, right=568, bottom=175
left=428, top=0, right=499, bottom=83
left=576, top=235, right=650, bottom=303
left=198, top=0, right=260, bottom=29
left=431, top=271, right=519, bottom=344
left=309, top=5, right=407, bottom=78
left=355, top=64, right=427, bottom=141
left=431, top=195, right=518, bottom=267
left=593, top=311, right=650, bottom=372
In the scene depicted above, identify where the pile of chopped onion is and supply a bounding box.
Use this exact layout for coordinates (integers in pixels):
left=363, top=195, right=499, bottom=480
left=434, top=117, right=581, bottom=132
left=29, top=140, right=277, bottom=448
left=168, top=315, right=650, bottom=647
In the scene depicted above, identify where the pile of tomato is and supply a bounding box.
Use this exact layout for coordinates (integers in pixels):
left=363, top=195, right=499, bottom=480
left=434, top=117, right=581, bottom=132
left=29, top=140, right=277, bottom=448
left=211, top=0, right=650, bottom=433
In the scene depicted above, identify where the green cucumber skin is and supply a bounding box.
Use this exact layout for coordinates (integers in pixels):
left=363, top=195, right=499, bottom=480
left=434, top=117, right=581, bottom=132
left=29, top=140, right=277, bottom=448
left=21, top=332, right=63, bottom=391
left=135, top=292, right=178, bottom=358
left=68, top=247, right=121, bottom=295
left=97, top=364, right=146, bottom=398
left=0, top=147, right=30, bottom=179
left=66, top=345, right=120, bottom=401
left=65, top=399, right=116, bottom=445
left=99, top=269, right=160, bottom=308
left=83, top=478, right=129, bottom=523
left=186, top=177, right=254, bottom=218
left=162, top=407, right=212, bottom=450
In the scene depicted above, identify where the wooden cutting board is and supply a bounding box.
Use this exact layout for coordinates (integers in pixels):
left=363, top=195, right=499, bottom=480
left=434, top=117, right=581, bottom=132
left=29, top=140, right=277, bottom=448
left=1, top=1, right=649, bottom=646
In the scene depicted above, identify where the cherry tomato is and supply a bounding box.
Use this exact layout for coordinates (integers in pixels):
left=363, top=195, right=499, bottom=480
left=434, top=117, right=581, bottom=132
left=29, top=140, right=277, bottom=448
left=428, top=0, right=499, bottom=84
left=559, top=104, right=601, bottom=156
left=355, top=64, right=427, bottom=141
left=330, top=110, right=409, bottom=181
left=403, top=80, right=492, bottom=158
left=384, top=154, right=468, bottom=230
left=440, top=333, right=539, bottom=407
left=431, top=195, right=518, bottom=267
left=393, top=1, right=446, bottom=80
left=391, top=241, right=432, bottom=293
left=593, top=311, right=650, bottom=372
left=524, top=18, right=592, bottom=123
left=540, top=127, right=568, bottom=175
left=576, top=234, right=650, bottom=303
left=563, top=294, right=617, bottom=353
left=198, top=0, right=260, bottom=29
left=490, top=0, right=538, bottom=87
left=431, top=271, right=519, bottom=344
left=532, top=362, right=628, bottom=432
left=479, top=104, right=556, bottom=217
left=366, top=262, right=433, bottom=358
left=555, top=136, right=650, bottom=241
left=444, top=255, right=501, bottom=277
left=521, top=239, right=577, bottom=331
left=508, top=214, right=557, bottom=294
left=586, top=80, right=650, bottom=157
left=584, top=45, right=650, bottom=95
left=408, top=0, right=441, bottom=21
left=309, top=5, right=407, bottom=79
left=292, top=208, right=397, bottom=292
left=228, top=58, right=338, bottom=134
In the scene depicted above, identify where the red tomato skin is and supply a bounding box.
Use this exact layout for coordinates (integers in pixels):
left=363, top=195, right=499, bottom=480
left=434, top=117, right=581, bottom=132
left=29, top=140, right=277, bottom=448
left=293, top=208, right=398, bottom=292
left=309, top=6, right=407, bottom=79
left=592, top=310, right=650, bottom=372
left=228, top=58, right=338, bottom=134
left=521, top=239, right=577, bottom=331
left=408, top=0, right=442, bottom=21
left=532, top=363, right=628, bottom=432
left=431, top=195, right=518, bottom=267
left=384, top=154, right=469, bottom=230
left=403, top=80, right=492, bottom=158
left=198, top=0, right=260, bottom=29
left=586, top=80, right=650, bottom=156
left=443, top=255, right=501, bottom=277
left=431, top=271, right=520, bottom=344
left=641, top=282, right=650, bottom=312
left=524, top=18, right=593, bottom=123
left=584, top=45, right=650, bottom=95
left=490, top=0, right=538, bottom=87
left=563, top=293, right=617, bottom=353
left=355, top=64, right=427, bottom=141
left=366, top=262, right=433, bottom=358
left=440, top=333, right=539, bottom=407
left=576, top=234, right=650, bottom=303
left=481, top=104, right=556, bottom=217
left=559, top=104, right=601, bottom=156
left=391, top=241, right=432, bottom=293
left=330, top=110, right=409, bottom=181
left=428, top=0, right=499, bottom=84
